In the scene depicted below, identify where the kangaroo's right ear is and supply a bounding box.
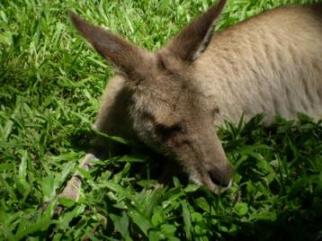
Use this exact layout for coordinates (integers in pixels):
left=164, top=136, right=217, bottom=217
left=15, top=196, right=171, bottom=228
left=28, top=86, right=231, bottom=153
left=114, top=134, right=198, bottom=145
left=164, top=0, right=226, bottom=62
left=69, top=12, right=149, bottom=78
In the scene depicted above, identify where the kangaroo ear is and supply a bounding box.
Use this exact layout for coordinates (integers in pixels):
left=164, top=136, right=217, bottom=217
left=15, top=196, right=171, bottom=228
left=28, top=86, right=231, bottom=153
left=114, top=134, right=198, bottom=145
left=69, top=12, right=148, bottom=77
left=165, top=0, right=226, bottom=62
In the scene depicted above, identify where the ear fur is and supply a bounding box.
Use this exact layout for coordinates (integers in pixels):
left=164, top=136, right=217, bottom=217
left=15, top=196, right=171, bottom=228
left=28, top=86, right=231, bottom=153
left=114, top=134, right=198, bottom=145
left=69, top=12, right=148, bottom=77
left=165, top=0, right=227, bottom=62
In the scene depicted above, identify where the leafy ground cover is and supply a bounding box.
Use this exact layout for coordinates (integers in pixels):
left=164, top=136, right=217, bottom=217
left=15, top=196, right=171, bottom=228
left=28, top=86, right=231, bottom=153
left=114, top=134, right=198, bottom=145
left=0, top=0, right=321, bottom=240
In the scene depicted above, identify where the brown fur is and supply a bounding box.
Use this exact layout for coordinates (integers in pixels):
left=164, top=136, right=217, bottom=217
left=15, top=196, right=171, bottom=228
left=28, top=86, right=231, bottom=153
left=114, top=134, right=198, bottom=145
left=61, top=1, right=322, bottom=199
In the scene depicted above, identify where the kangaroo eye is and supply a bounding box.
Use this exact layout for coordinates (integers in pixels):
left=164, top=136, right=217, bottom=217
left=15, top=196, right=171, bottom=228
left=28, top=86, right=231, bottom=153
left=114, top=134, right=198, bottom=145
left=155, top=123, right=183, bottom=140
left=141, top=111, right=155, bottom=122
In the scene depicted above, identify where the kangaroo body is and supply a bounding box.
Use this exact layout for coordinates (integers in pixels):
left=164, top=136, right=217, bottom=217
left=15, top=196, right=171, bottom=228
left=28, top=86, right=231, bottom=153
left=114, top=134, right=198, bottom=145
left=196, top=6, right=322, bottom=125
left=97, top=5, right=322, bottom=137
left=61, top=1, right=322, bottom=199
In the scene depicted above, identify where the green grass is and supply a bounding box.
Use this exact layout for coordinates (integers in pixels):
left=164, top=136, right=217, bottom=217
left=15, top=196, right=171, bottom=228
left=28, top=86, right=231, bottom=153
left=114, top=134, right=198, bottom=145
left=0, top=0, right=321, bottom=240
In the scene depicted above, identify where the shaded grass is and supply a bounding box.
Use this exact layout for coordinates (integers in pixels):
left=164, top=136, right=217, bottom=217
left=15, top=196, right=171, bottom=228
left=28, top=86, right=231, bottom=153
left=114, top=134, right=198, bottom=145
left=0, top=0, right=322, bottom=240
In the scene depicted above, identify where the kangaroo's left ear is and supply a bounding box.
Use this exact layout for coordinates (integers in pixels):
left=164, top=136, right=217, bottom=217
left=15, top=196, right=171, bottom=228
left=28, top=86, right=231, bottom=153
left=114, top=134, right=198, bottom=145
left=164, top=0, right=226, bottom=62
left=69, top=11, right=150, bottom=78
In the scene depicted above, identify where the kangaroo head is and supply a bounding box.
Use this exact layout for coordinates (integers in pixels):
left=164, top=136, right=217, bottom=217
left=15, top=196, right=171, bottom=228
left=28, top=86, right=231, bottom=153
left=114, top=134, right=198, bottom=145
left=70, top=0, right=233, bottom=193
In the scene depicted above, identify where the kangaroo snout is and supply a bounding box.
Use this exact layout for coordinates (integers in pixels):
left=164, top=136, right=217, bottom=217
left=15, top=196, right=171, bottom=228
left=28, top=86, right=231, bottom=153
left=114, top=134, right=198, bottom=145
left=208, top=164, right=233, bottom=188
left=189, top=160, right=233, bottom=194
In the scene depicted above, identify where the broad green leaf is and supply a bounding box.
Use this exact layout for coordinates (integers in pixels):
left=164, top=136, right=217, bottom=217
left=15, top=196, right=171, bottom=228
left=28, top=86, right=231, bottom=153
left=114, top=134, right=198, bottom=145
left=182, top=201, right=192, bottom=240
left=128, top=209, right=152, bottom=236
left=109, top=212, right=133, bottom=241
left=234, top=202, right=249, bottom=217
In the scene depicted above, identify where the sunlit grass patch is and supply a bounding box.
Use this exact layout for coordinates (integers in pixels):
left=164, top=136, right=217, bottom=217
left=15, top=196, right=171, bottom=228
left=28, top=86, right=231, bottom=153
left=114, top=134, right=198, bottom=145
left=0, top=0, right=321, bottom=240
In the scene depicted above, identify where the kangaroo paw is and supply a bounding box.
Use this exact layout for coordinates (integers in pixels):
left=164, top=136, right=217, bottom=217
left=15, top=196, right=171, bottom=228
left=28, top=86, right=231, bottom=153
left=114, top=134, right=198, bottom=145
left=59, top=153, right=97, bottom=201
left=59, top=175, right=82, bottom=201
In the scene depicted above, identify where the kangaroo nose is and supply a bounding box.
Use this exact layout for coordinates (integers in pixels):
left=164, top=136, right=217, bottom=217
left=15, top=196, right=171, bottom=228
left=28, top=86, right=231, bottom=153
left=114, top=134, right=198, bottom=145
left=208, top=165, right=233, bottom=188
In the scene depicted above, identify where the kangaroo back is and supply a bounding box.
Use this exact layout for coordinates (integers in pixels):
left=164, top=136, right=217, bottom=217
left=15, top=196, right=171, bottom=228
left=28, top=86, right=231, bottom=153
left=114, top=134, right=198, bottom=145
left=194, top=4, right=322, bottom=125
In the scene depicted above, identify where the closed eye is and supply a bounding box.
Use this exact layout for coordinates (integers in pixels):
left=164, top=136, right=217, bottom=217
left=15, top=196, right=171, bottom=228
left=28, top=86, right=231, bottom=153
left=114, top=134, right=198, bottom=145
left=155, top=123, right=183, bottom=141
left=141, top=111, right=155, bottom=123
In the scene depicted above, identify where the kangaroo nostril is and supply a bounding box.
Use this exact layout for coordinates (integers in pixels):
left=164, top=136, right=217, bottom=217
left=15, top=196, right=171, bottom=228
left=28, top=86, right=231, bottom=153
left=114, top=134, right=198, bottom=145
left=208, top=166, right=232, bottom=188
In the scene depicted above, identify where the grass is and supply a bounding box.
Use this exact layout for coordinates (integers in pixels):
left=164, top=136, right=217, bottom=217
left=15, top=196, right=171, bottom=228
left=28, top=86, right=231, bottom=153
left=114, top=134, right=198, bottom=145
left=0, top=0, right=321, bottom=240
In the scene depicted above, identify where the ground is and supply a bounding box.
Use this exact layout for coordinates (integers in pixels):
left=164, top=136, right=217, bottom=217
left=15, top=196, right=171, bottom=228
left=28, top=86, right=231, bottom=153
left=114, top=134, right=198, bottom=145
left=0, top=0, right=321, bottom=240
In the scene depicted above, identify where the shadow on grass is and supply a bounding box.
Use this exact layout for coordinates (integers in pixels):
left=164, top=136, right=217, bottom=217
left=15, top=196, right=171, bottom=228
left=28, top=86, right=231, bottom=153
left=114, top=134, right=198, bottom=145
left=69, top=128, right=188, bottom=185
left=224, top=207, right=322, bottom=241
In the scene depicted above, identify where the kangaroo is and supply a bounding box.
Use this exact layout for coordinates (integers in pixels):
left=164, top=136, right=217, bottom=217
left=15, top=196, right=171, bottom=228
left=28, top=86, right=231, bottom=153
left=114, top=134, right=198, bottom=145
left=61, top=0, right=322, bottom=200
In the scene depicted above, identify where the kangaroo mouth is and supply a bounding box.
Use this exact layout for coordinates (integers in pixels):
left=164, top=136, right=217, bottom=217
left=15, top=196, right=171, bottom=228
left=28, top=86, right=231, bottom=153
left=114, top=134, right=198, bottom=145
left=188, top=165, right=233, bottom=194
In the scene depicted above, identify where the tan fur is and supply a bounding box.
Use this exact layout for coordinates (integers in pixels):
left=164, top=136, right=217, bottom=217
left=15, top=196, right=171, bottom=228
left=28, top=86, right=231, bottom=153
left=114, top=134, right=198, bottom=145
left=195, top=5, right=322, bottom=125
left=61, top=1, right=322, bottom=199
